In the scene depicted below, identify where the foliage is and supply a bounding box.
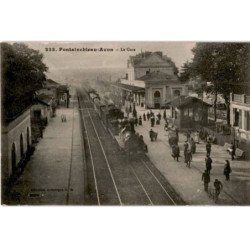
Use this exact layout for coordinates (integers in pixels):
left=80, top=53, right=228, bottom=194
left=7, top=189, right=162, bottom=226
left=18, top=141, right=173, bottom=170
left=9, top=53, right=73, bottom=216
left=1, top=43, right=48, bottom=121
left=180, top=43, right=250, bottom=123
left=179, top=61, right=194, bottom=82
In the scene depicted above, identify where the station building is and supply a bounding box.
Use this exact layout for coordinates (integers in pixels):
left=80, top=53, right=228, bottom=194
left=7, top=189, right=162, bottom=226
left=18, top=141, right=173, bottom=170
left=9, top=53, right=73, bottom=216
left=230, top=92, right=250, bottom=142
left=1, top=109, right=32, bottom=183
left=118, top=51, right=190, bottom=109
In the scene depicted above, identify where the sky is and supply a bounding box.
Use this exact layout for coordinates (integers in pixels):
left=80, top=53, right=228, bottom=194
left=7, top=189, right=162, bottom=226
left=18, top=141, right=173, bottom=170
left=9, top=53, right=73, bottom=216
left=26, top=42, right=196, bottom=72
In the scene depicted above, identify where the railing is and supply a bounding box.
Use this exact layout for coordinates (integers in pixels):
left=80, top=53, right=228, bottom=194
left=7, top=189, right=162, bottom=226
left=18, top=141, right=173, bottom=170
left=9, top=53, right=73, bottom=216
left=232, top=94, right=250, bottom=104
left=233, top=94, right=243, bottom=103
left=246, top=95, right=250, bottom=104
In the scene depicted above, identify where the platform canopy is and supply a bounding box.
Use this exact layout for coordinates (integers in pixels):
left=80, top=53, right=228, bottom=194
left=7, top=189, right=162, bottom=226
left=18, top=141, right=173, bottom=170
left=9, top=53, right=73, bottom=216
left=166, top=96, right=212, bottom=109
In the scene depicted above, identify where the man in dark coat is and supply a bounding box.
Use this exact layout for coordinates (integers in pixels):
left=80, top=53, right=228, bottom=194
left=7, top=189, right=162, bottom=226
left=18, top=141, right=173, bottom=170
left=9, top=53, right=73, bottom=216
left=143, top=113, right=146, bottom=121
left=214, top=179, right=223, bottom=201
left=202, top=170, right=210, bottom=192
left=172, top=144, right=180, bottom=162
left=138, top=116, right=142, bottom=125
left=163, top=109, right=166, bottom=120
left=190, top=138, right=196, bottom=154
left=224, top=160, right=232, bottom=181
left=206, top=141, right=212, bottom=156
left=151, top=116, right=155, bottom=127
left=184, top=141, right=189, bottom=160
left=185, top=150, right=192, bottom=167
left=205, top=155, right=212, bottom=174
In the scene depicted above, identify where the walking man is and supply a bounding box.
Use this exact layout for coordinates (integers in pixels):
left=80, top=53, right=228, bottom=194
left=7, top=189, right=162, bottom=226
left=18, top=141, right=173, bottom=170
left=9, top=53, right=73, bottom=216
left=202, top=170, right=210, bottom=192
left=185, top=149, right=192, bottom=168
left=143, top=113, right=146, bottom=121
left=190, top=138, right=196, bottom=154
left=138, top=116, right=142, bottom=125
left=214, top=179, right=223, bottom=202
left=206, top=141, right=212, bottom=156
left=151, top=115, right=155, bottom=127
left=184, top=141, right=189, bottom=160
left=230, top=142, right=236, bottom=160
left=172, top=144, right=180, bottom=162
left=224, top=160, right=232, bottom=181
left=205, top=154, right=213, bottom=175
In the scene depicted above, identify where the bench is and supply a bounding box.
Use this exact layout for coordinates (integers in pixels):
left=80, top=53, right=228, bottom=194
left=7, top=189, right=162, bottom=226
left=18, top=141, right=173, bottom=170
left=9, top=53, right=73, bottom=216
left=235, top=148, right=245, bottom=160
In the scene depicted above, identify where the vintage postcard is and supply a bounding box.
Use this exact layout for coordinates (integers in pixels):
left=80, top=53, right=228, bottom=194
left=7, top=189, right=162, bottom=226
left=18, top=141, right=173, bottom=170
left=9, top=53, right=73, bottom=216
left=1, top=41, right=250, bottom=205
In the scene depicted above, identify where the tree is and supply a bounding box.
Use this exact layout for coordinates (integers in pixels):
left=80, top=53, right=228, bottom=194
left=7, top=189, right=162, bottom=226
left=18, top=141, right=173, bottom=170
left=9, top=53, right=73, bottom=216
left=179, top=61, right=193, bottom=82
left=1, top=43, right=48, bottom=121
left=182, top=43, right=249, bottom=124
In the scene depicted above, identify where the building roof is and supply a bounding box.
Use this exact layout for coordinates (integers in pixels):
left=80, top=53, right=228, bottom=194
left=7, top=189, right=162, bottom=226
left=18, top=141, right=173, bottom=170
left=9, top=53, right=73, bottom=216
left=166, top=96, right=212, bottom=108
left=112, top=83, right=145, bottom=92
left=43, top=79, right=60, bottom=89
left=138, top=71, right=179, bottom=83
left=129, top=51, right=174, bottom=68
left=36, top=93, right=53, bottom=106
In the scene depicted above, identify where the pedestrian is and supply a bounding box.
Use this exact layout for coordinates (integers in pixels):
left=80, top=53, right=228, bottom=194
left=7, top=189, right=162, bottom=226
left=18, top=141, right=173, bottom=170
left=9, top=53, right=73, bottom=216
left=150, top=115, right=155, bottom=127
left=194, top=130, right=200, bottom=144
left=134, top=117, right=138, bottom=126
left=214, top=179, right=223, bottom=202
left=163, top=109, right=166, bottom=120
left=186, top=130, right=191, bottom=141
left=184, top=141, right=189, bottom=159
left=172, top=144, right=180, bottom=162
left=230, top=142, right=236, bottom=160
left=157, top=112, right=161, bottom=121
left=143, top=113, right=146, bottom=121
left=224, top=160, right=232, bottom=181
left=138, top=116, right=142, bottom=125
left=185, top=149, right=192, bottom=167
left=206, top=141, right=212, bottom=156
left=175, top=127, right=179, bottom=143
left=202, top=169, right=210, bottom=192
left=164, top=121, right=169, bottom=131
left=156, top=118, right=160, bottom=125
left=146, top=112, right=150, bottom=121
left=205, top=154, right=212, bottom=174
left=190, top=138, right=196, bottom=154
left=149, top=129, right=154, bottom=141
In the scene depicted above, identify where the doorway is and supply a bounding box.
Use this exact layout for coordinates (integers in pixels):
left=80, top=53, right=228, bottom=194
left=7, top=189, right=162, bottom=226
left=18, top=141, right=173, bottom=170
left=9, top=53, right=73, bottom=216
left=154, top=91, right=161, bottom=109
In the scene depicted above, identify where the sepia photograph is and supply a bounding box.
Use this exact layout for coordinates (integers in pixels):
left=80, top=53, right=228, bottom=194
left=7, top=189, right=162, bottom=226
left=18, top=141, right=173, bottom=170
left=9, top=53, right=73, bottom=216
left=1, top=41, right=250, bottom=206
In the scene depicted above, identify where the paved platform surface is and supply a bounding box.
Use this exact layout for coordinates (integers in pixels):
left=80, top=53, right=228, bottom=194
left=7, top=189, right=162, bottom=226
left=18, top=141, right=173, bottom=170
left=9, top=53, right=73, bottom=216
left=5, top=91, right=85, bottom=205
left=120, top=106, right=250, bottom=205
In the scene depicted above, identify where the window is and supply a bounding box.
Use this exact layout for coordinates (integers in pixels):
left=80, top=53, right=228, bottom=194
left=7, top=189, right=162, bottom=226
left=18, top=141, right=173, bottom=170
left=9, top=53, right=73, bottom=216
left=154, top=91, right=161, bottom=98
left=245, top=111, right=250, bottom=131
left=234, top=108, right=239, bottom=126
left=173, top=89, right=181, bottom=97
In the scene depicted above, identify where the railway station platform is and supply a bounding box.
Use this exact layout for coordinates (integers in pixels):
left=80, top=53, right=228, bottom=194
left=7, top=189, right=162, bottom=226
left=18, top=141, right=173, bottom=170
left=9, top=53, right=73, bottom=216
left=5, top=89, right=85, bottom=205
left=117, top=106, right=250, bottom=205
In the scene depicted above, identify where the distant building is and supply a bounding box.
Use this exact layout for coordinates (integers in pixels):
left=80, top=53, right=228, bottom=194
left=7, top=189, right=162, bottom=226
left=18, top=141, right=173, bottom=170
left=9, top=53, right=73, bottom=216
left=230, top=92, right=250, bottom=142
left=120, top=51, right=190, bottom=108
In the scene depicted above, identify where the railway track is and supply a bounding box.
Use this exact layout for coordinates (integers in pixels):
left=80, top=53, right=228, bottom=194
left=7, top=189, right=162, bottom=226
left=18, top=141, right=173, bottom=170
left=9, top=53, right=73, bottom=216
left=78, top=88, right=184, bottom=205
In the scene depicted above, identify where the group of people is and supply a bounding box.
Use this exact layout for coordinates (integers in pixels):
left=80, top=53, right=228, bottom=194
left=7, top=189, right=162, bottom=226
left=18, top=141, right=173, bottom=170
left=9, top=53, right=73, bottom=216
left=201, top=139, right=232, bottom=201
left=142, top=110, right=164, bottom=127
left=169, top=126, right=233, bottom=202
left=171, top=130, right=196, bottom=168
left=126, top=107, right=236, bottom=203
